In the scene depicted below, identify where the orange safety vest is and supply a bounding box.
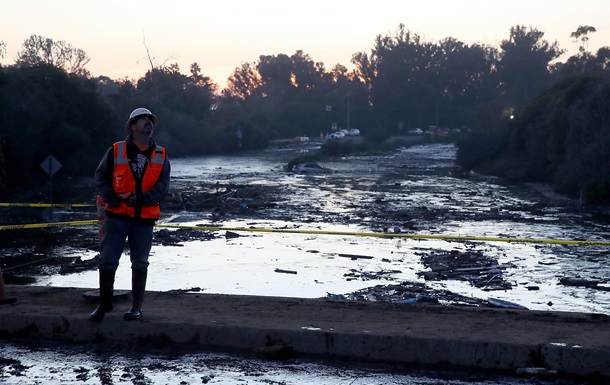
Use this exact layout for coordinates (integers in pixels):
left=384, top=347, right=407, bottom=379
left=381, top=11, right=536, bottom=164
left=105, top=141, right=166, bottom=219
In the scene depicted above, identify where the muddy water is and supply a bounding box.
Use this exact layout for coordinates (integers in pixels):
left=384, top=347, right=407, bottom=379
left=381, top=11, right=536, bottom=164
left=1, top=342, right=584, bottom=385
left=2, top=141, right=609, bottom=384
left=35, top=141, right=610, bottom=314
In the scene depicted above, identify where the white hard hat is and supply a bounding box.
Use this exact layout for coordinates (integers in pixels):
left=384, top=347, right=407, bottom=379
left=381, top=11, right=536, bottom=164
left=125, top=107, right=158, bottom=129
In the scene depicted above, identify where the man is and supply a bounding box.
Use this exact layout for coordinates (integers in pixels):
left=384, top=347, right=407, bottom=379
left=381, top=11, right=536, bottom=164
left=90, top=107, right=171, bottom=322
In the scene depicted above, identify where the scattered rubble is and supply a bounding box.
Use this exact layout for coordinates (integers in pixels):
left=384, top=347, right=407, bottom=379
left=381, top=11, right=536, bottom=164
left=560, top=277, right=610, bottom=291
left=162, top=183, right=277, bottom=218
left=417, top=248, right=514, bottom=291
left=153, top=228, right=216, bottom=246
left=334, top=280, right=488, bottom=307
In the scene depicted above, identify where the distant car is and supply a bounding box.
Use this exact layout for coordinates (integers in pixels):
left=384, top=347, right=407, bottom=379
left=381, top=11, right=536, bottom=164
left=408, top=128, right=423, bottom=135
left=348, top=129, right=360, bottom=136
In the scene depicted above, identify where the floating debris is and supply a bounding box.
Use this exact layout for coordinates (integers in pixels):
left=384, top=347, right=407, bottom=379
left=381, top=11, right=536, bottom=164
left=342, top=280, right=488, bottom=307
left=417, top=249, right=514, bottom=290
left=337, top=253, right=374, bottom=260
left=488, top=297, right=529, bottom=310
left=559, top=277, right=608, bottom=290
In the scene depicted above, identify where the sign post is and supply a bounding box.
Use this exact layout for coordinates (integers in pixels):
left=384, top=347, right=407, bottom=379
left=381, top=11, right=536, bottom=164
left=39, top=155, right=62, bottom=219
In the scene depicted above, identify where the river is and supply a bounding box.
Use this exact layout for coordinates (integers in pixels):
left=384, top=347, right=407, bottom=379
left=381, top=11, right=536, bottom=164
left=1, top=141, right=608, bottom=384
left=34, top=141, right=610, bottom=314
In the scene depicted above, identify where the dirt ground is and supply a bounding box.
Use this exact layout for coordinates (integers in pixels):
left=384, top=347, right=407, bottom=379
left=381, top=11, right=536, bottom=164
left=4, top=283, right=609, bottom=347
left=1, top=284, right=609, bottom=383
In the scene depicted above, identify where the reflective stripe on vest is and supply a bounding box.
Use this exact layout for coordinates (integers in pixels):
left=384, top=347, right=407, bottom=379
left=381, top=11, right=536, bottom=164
left=115, top=141, right=128, bottom=165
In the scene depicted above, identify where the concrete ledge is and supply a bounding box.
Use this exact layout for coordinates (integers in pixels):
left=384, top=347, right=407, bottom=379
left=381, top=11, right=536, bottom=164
left=0, top=285, right=608, bottom=379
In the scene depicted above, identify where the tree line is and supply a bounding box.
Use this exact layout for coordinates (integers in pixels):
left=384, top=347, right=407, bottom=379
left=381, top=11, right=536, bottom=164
left=0, top=24, right=609, bottom=203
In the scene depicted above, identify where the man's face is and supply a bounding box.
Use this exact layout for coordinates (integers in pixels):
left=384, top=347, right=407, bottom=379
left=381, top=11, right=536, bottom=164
left=132, top=115, right=154, bottom=136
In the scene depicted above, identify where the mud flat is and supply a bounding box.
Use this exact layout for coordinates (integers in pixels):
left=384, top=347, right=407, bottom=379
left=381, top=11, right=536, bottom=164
left=0, top=285, right=609, bottom=380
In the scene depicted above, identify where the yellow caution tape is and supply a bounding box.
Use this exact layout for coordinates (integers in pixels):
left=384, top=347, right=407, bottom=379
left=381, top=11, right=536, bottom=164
left=156, top=224, right=610, bottom=247
left=1, top=219, right=609, bottom=247
left=0, top=220, right=98, bottom=231
left=0, top=203, right=94, bottom=208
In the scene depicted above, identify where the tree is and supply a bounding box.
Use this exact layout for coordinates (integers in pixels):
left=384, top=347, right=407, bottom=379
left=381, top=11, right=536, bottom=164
left=457, top=74, right=610, bottom=204
left=223, top=62, right=263, bottom=102
left=431, top=38, right=498, bottom=127
left=220, top=51, right=340, bottom=141
left=257, top=53, right=294, bottom=100
left=353, top=25, right=434, bottom=132
left=328, top=64, right=352, bottom=84
left=125, top=63, right=219, bottom=156
left=497, top=25, right=563, bottom=108
left=570, top=25, right=597, bottom=56
left=16, top=35, right=90, bottom=76
left=0, top=64, right=117, bottom=195
left=554, top=26, right=601, bottom=77
left=592, top=47, right=610, bottom=74
left=355, top=24, right=497, bottom=133
left=190, top=62, right=212, bottom=87
left=290, top=50, right=324, bottom=90
left=0, top=45, right=6, bottom=194
left=136, top=63, right=216, bottom=120
left=516, top=75, right=610, bottom=202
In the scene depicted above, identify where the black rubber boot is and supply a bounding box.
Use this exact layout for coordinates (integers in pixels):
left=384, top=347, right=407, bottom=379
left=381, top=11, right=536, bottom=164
left=124, top=269, right=147, bottom=320
left=89, top=270, right=116, bottom=322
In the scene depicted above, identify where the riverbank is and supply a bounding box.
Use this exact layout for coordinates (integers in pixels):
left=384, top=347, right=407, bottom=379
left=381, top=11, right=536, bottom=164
left=1, top=285, right=608, bottom=381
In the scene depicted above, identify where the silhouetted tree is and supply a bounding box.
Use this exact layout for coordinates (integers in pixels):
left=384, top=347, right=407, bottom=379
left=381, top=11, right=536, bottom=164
left=16, top=35, right=90, bottom=76
left=570, top=25, right=597, bottom=56
left=497, top=25, right=563, bottom=108
left=0, top=64, right=116, bottom=195
left=223, top=62, right=263, bottom=102
left=554, top=26, right=606, bottom=77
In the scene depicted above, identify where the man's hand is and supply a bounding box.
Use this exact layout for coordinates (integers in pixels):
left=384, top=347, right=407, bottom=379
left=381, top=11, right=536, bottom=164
left=125, top=193, right=137, bottom=207
left=107, top=195, right=121, bottom=208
